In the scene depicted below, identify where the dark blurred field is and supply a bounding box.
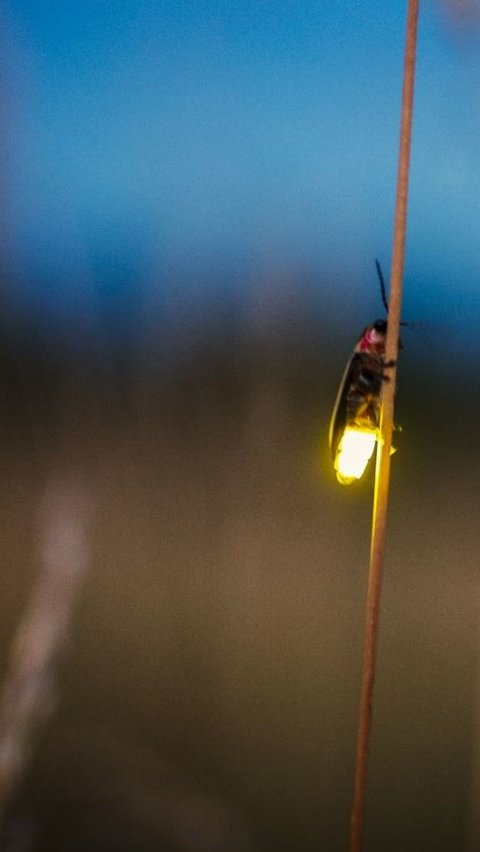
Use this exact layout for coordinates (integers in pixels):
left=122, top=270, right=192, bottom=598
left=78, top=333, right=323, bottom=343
left=0, top=298, right=478, bottom=852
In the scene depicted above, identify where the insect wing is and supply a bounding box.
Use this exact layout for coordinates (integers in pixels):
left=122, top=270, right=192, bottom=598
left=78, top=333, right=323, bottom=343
left=328, top=354, right=356, bottom=462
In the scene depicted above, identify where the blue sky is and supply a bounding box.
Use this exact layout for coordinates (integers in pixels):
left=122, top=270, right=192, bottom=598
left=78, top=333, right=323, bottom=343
left=2, top=1, right=480, bottom=340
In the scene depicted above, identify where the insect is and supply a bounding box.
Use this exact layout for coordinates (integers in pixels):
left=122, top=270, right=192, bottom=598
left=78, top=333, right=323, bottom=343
left=329, top=261, right=398, bottom=485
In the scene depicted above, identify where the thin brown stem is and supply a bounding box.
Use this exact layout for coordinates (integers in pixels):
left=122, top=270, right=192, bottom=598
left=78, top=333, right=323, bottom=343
left=349, top=2, right=419, bottom=850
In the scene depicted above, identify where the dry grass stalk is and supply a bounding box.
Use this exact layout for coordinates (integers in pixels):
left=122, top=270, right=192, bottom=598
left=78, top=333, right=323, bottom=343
left=0, top=478, right=92, bottom=832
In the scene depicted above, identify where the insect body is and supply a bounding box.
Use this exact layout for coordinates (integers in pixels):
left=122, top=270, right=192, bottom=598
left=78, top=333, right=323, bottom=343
left=329, top=319, right=390, bottom=484
left=328, top=260, right=404, bottom=484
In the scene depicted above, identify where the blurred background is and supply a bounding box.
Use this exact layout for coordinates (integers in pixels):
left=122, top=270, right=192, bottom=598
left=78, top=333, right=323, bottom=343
left=0, top=0, right=479, bottom=849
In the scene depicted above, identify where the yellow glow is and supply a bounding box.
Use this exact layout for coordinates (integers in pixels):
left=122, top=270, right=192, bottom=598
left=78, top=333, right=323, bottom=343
left=335, top=427, right=377, bottom=485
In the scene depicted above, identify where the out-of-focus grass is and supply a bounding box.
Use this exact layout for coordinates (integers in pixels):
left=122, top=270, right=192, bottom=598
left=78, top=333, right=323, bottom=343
left=0, top=315, right=478, bottom=851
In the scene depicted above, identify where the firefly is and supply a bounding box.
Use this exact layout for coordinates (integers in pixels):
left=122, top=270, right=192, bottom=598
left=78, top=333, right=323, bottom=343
left=328, top=261, right=402, bottom=485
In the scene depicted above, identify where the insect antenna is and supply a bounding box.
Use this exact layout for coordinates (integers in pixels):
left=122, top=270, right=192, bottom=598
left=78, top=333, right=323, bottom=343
left=375, top=259, right=389, bottom=314
left=376, top=259, right=411, bottom=326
